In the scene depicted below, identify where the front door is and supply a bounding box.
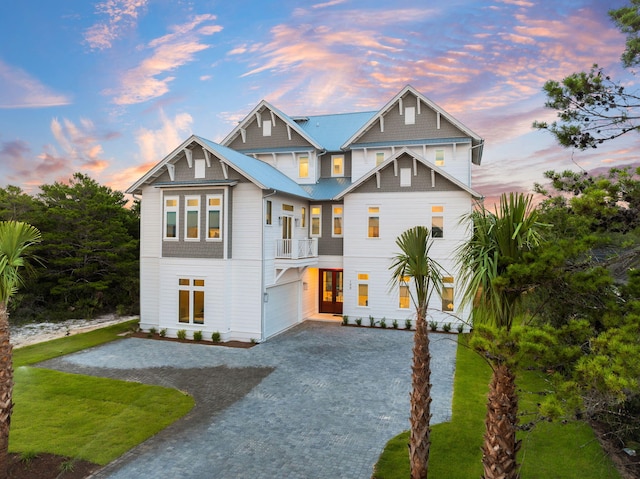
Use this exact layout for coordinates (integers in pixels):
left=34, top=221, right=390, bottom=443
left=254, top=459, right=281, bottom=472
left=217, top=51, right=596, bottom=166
left=281, top=215, right=292, bottom=256
left=319, top=269, right=343, bottom=314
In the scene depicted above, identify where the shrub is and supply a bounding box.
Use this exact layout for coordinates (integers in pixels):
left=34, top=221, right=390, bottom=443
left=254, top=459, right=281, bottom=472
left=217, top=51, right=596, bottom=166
left=149, top=327, right=157, bottom=335
left=355, top=317, right=362, bottom=326
left=429, top=321, right=438, bottom=331
left=443, top=322, right=452, bottom=333
left=193, top=330, right=203, bottom=341
left=392, top=319, right=399, bottom=329
left=250, top=338, right=257, bottom=344
left=405, top=319, right=412, bottom=330
left=211, top=331, right=221, bottom=342
left=159, top=328, right=167, bottom=337
left=380, top=317, right=387, bottom=329
left=177, top=329, right=187, bottom=340
left=369, top=315, right=376, bottom=327
left=457, top=323, right=464, bottom=334
left=342, top=315, right=349, bottom=325
left=20, top=451, right=38, bottom=465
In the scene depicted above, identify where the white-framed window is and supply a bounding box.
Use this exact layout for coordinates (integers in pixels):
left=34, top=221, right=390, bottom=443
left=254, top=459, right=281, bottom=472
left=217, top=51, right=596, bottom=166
left=195, top=159, right=206, bottom=178
left=310, top=205, right=322, bottom=237
left=400, top=168, right=411, bottom=187
left=376, top=152, right=385, bottom=166
left=435, top=149, right=445, bottom=166
left=442, top=276, right=454, bottom=312
left=178, top=278, right=205, bottom=324
left=399, top=276, right=410, bottom=309
left=332, top=205, right=343, bottom=237
left=332, top=155, right=344, bottom=177
left=357, top=273, right=369, bottom=307
left=405, top=106, right=416, bottom=125
left=266, top=200, right=272, bottom=225
left=301, top=206, right=306, bottom=228
left=263, top=119, right=272, bottom=136
left=298, top=155, right=309, bottom=178
left=206, top=195, right=222, bottom=240
left=164, top=196, right=179, bottom=240
left=367, top=206, right=380, bottom=238
left=185, top=195, right=200, bottom=240
left=431, top=206, right=444, bottom=238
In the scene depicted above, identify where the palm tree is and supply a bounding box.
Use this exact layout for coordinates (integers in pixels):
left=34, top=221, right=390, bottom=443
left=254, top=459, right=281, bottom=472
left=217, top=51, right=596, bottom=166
left=0, top=221, right=41, bottom=478
left=456, top=193, right=545, bottom=479
left=390, top=226, right=443, bottom=479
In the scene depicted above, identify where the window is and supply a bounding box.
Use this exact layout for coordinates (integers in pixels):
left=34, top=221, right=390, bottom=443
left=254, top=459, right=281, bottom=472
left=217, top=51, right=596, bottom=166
left=431, top=206, right=444, bottom=238
left=332, top=205, right=343, bottom=237
left=376, top=152, right=385, bottom=166
left=195, top=159, right=206, bottom=178
left=178, top=278, right=205, bottom=324
left=263, top=119, right=272, bottom=136
left=185, top=196, right=200, bottom=240
left=206, top=195, right=222, bottom=240
left=298, top=155, right=309, bottom=178
left=310, top=205, right=322, bottom=237
left=400, top=168, right=411, bottom=187
left=399, top=276, right=410, bottom=309
left=164, top=196, right=178, bottom=240
left=435, top=149, right=445, bottom=166
left=357, top=273, right=369, bottom=307
left=332, top=155, right=344, bottom=177
left=368, top=206, right=380, bottom=238
left=301, top=206, right=306, bottom=228
left=282, top=204, right=294, bottom=212
left=442, top=277, right=454, bottom=312
left=266, top=200, right=272, bottom=225
left=405, top=106, right=416, bottom=125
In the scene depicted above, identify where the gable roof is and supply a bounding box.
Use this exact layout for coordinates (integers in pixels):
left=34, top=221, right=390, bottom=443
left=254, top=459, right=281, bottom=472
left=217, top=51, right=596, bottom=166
left=334, top=147, right=483, bottom=200
left=294, top=111, right=376, bottom=152
left=126, top=135, right=311, bottom=199
left=340, top=85, right=484, bottom=165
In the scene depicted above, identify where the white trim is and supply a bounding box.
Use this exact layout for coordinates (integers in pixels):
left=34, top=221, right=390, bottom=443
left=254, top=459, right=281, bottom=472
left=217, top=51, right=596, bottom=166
left=205, top=194, right=223, bottom=242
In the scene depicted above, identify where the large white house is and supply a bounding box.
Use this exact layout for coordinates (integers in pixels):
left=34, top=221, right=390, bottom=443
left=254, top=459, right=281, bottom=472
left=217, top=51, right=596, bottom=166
left=127, top=85, right=484, bottom=342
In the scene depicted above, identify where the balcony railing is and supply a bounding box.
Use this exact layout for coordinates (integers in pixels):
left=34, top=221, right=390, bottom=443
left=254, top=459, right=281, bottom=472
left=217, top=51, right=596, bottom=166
left=275, top=238, right=318, bottom=259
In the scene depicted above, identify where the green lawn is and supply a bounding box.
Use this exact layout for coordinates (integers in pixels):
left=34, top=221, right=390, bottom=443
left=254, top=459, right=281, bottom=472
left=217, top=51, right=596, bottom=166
left=10, top=321, right=195, bottom=465
left=373, top=338, right=622, bottom=479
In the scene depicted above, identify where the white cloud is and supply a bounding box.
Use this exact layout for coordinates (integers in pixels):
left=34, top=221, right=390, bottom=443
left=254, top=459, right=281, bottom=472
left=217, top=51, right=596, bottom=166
left=85, top=0, right=148, bottom=50
left=0, top=60, right=71, bottom=109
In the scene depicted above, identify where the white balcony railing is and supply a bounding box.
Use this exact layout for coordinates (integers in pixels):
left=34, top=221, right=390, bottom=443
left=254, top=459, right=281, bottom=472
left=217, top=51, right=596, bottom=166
left=275, top=238, right=318, bottom=259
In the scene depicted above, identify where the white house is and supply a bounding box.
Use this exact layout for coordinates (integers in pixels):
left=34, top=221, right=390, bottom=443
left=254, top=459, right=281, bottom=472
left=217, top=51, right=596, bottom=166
left=126, top=85, right=484, bottom=342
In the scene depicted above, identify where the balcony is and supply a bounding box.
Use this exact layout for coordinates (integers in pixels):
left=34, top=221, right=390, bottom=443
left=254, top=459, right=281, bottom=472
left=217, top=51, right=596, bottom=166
left=274, top=238, right=318, bottom=270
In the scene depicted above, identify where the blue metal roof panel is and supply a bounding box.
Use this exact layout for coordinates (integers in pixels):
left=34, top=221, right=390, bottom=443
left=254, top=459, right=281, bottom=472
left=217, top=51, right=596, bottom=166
left=196, top=136, right=312, bottom=199
left=296, top=111, right=376, bottom=151
left=301, top=177, right=352, bottom=200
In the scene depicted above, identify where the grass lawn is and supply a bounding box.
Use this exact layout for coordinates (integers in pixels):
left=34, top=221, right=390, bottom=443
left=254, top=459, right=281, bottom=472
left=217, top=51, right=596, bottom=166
left=10, top=320, right=195, bottom=465
left=372, top=337, right=622, bottom=479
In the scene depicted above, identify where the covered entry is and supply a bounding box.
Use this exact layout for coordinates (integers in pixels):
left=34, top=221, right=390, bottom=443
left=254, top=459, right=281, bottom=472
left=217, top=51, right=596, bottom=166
left=265, top=281, right=300, bottom=338
left=319, top=269, right=343, bottom=314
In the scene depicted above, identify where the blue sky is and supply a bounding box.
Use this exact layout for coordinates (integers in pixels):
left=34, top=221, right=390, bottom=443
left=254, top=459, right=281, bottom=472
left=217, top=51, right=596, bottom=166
left=0, top=0, right=636, bottom=203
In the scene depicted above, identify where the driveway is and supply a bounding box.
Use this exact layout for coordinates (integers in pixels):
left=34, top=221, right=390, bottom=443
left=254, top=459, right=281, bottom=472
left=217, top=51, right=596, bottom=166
left=39, top=321, right=457, bottom=479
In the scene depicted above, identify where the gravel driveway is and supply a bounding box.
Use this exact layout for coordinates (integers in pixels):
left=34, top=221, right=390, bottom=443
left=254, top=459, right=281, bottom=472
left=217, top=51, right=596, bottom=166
left=38, top=321, right=457, bottom=479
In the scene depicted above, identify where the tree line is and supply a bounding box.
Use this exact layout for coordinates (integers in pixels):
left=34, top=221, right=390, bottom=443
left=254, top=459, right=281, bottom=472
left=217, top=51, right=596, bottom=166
left=0, top=173, right=139, bottom=323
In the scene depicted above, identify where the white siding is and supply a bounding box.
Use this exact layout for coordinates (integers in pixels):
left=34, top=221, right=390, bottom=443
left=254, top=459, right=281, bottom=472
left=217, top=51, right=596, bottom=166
left=232, top=183, right=263, bottom=260
left=139, top=185, right=162, bottom=258
left=265, top=281, right=300, bottom=338
left=254, top=151, right=318, bottom=185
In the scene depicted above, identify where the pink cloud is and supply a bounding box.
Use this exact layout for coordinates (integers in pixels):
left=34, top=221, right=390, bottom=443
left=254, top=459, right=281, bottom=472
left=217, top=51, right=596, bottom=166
left=85, top=0, right=148, bottom=50
left=0, top=60, right=71, bottom=109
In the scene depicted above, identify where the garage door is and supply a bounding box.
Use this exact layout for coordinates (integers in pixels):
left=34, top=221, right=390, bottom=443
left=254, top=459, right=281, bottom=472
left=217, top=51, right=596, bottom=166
left=265, top=282, right=299, bottom=338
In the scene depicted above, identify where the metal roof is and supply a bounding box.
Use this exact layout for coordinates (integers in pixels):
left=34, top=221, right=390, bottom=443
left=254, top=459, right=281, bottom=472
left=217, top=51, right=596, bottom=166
left=295, top=111, right=376, bottom=151
left=300, top=177, right=352, bottom=200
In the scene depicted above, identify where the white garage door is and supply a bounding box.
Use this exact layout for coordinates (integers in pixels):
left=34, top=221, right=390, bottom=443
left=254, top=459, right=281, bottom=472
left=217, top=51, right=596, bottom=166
left=265, top=282, right=299, bottom=338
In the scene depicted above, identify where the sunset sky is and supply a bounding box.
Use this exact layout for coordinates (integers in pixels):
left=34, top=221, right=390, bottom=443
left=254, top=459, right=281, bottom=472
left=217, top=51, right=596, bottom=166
left=0, top=0, right=636, bottom=203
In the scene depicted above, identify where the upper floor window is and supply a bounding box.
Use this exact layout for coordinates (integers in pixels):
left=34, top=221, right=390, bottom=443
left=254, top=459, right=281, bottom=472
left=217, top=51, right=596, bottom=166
left=431, top=206, right=444, bottom=238
left=376, top=152, right=385, bottom=166
left=442, top=276, right=454, bottom=312
left=206, top=195, right=222, bottom=240
left=332, top=155, right=344, bottom=177
left=263, top=120, right=272, bottom=136
left=195, top=159, right=206, bottom=178
left=164, top=196, right=178, bottom=240
left=332, top=205, right=343, bottom=238
left=435, top=149, right=445, bottom=167
left=368, top=206, right=380, bottom=238
left=298, top=155, right=309, bottom=178
left=266, top=200, right=272, bottom=225
left=185, top=196, right=200, bottom=240
left=405, top=106, right=416, bottom=125
left=310, top=205, right=322, bottom=237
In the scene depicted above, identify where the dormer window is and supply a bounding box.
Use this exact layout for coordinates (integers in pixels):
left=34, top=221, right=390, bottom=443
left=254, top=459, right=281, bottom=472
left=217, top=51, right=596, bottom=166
left=332, top=155, right=344, bottom=177
left=263, top=120, right=272, bottom=136
left=298, top=155, right=309, bottom=178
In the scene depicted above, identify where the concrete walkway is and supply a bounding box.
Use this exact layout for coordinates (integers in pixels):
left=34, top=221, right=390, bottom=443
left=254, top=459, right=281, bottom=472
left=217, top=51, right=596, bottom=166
left=40, top=321, right=457, bottom=479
